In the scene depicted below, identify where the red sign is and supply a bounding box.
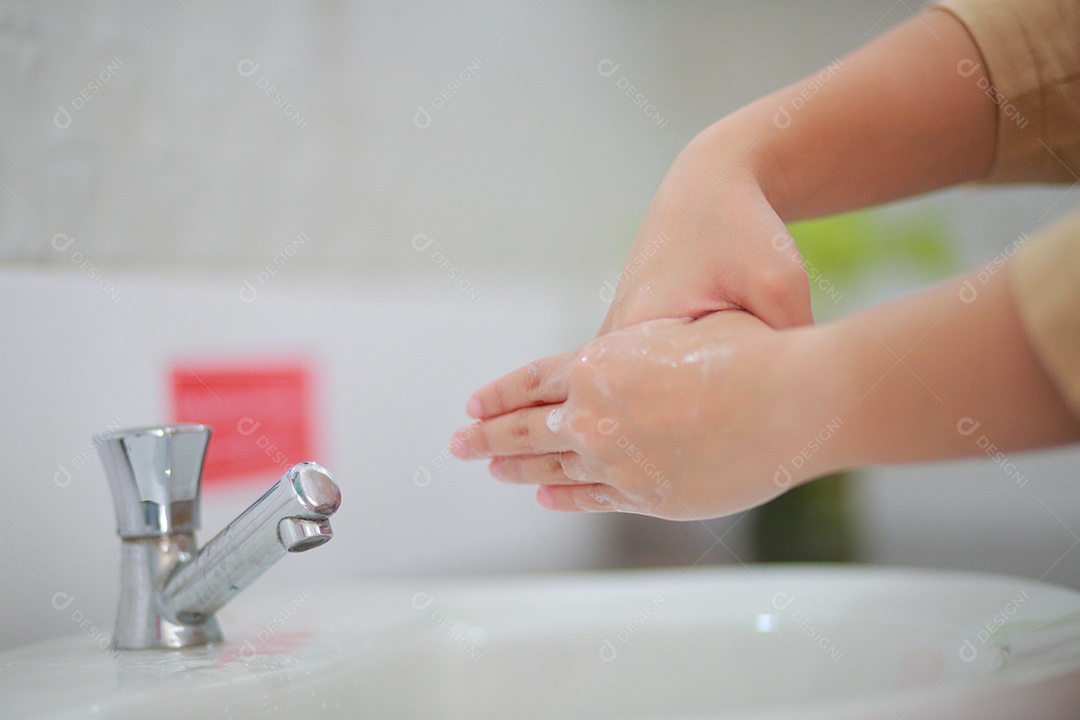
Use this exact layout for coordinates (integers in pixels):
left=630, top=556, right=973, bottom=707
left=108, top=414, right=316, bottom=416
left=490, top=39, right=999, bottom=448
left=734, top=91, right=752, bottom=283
left=170, top=363, right=316, bottom=485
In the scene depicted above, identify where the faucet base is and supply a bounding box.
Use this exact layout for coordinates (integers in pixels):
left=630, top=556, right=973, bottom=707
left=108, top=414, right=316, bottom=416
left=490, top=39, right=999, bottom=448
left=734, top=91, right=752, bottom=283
left=113, top=535, right=224, bottom=650
left=113, top=617, right=224, bottom=651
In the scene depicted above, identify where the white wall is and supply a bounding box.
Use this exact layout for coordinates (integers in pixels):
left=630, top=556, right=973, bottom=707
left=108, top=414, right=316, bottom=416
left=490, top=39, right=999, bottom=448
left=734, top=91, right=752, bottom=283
left=858, top=452, right=1080, bottom=586
left=2, top=0, right=923, bottom=272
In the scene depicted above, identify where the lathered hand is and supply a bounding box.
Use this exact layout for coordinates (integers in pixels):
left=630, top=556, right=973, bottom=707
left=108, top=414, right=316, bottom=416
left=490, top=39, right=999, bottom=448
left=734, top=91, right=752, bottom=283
left=451, top=313, right=832, bottom=520
left=453, top=270, right=1080, bottom=520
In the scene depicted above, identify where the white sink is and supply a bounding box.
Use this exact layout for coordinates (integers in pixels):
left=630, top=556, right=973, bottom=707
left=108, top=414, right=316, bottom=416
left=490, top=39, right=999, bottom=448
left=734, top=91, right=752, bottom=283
left=5, top=566, right=1080, bottom=719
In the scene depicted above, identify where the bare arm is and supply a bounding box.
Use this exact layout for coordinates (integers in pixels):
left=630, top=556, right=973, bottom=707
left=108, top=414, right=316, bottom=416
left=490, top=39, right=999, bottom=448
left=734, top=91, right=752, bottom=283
left=451, top=267, right=1080, bottom=520
left=601, top=9, right=998, bottom=333
left=451, top=9, right=1080, bottom=520
left=746, top=9, right=997, bottom=221
left=821, top=265, right=1080, bottom=471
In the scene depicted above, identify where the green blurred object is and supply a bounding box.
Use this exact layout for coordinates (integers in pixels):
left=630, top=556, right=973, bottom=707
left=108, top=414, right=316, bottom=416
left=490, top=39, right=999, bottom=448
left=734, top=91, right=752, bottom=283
left=790, top=210, right=956, bottom=285
left=752, top=473, right=858, bottom=562
left=750, top=209, right=955, bottom=563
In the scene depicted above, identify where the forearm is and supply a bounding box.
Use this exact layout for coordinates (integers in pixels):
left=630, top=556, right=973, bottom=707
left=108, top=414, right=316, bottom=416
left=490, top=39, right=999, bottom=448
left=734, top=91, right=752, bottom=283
left=809, top=268, right=1080, bottom=475
left=697, top=9, right=997, bottom=222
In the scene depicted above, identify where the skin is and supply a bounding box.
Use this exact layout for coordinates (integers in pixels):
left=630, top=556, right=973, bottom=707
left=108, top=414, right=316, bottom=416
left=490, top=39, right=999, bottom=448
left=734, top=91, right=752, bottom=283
left=451, top=269, right=1080, bottom=519
left=597, top=10, right=997, bottom=335
left=450, top=10, right=1080, bottom=519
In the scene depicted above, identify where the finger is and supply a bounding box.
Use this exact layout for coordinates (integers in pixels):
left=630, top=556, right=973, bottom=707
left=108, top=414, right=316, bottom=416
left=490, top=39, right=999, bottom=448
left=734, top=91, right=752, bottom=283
left=451, top=405, right=570, bottom=459
left=489, top=452, right=593, bottom=485
left=536, top=483, right=634, bottom=513
left=465, top=350, right=576, bottom=420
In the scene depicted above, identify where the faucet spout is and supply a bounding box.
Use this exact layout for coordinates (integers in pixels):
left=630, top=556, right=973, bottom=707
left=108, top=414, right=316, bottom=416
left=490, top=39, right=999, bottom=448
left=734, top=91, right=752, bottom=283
left=161, top=462, right=341, bottom=625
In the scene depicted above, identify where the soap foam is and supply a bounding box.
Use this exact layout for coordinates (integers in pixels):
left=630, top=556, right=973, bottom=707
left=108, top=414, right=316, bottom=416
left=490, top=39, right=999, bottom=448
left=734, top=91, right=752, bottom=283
left=546, top=406, right=566, bottom=434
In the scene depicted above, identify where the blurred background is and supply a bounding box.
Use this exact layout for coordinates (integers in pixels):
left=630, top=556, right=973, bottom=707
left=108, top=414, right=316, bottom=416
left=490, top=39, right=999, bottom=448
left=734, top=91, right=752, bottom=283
left=2, top=0, right=1078, bottom=650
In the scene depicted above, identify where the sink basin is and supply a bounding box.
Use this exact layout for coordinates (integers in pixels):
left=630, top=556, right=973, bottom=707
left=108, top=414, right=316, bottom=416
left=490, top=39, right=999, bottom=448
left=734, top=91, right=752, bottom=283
left=5, top=566, right=1080, bottom=719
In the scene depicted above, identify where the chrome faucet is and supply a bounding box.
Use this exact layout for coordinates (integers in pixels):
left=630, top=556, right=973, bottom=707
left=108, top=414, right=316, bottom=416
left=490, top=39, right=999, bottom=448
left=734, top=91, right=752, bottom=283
left=98, top=424, right=341, bottom=650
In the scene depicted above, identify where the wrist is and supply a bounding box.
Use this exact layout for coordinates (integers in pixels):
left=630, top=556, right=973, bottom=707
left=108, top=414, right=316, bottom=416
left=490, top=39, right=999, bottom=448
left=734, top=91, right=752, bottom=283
left=693, top=107, right=794, bottom=220
left=685, top=116, right=772, bottom=197
left=775, top=321, right=859, bottom=485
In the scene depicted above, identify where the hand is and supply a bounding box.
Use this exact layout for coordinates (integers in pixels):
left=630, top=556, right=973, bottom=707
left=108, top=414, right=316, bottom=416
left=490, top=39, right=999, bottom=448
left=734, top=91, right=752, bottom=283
left=450, top=312, right=840, bottom=520
left=601, top=7, right=999, bottom=336
left=598, top=125, right=813, bottom=335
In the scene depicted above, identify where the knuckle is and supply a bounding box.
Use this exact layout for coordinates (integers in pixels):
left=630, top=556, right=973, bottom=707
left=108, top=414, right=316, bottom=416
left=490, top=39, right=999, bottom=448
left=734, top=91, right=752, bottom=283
left=546, top=453, right=565, bottom=476
left=510, top=413, right=531, bottom=442
left=512, top=410, right=552, bottom=450
left=522, top=362, right=543, bottom=398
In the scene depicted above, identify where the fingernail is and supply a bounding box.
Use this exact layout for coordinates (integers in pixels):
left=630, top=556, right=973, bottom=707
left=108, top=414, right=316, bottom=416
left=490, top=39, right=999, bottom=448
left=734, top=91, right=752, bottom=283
left=537, top=486, right=556, bottom=509
left=465, top=396, right=483, bottom=419
left=489, top=459, right=503, bottom=480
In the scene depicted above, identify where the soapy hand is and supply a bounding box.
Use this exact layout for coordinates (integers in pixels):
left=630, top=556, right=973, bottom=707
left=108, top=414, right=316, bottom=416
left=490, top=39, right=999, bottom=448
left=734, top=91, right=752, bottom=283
left=451, top=312, right=838, bottom=520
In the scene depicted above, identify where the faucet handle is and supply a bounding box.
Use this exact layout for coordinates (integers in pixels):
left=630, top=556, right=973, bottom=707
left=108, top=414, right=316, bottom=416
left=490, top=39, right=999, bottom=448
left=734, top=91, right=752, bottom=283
left=99, top=425, right=210, bottom=538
